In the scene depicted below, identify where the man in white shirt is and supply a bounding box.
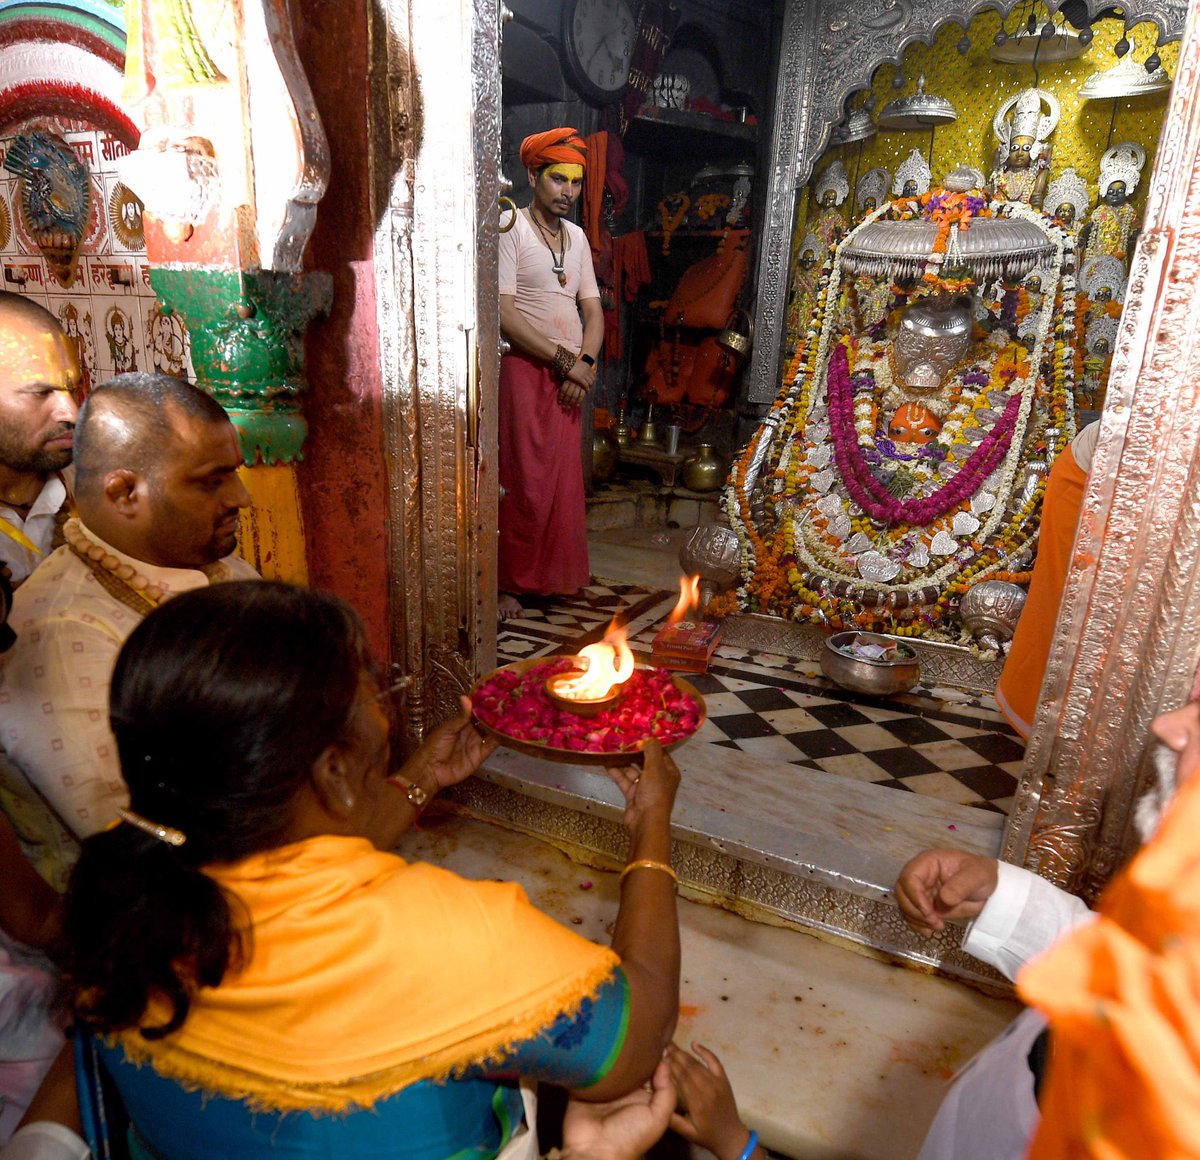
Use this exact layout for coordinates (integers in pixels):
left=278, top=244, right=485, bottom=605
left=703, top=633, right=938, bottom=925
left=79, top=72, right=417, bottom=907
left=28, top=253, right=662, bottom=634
left=0, top=294, right=80, bottom=586
left=894, top=709, right=1185, bottom=1160
left=0, top=373, right=257, bottom=889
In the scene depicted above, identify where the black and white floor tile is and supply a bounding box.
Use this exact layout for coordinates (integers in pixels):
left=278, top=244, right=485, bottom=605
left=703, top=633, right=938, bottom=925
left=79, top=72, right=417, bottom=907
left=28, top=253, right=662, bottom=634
left=497, top=581, right=1025, bottom=814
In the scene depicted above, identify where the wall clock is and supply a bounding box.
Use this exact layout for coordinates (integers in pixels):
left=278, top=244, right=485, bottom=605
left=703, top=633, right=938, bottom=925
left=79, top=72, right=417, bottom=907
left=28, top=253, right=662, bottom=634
left=561, top=0, right=636, bottom=105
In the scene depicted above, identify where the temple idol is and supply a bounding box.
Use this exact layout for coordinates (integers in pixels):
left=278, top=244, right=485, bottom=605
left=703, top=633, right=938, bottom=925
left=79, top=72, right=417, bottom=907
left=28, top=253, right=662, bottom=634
left=3, top=0, right=1200, bottom=1154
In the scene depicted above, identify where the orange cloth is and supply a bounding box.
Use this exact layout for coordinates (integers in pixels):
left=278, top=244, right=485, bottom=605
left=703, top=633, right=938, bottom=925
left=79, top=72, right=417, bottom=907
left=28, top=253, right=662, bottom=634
left=1020, top=771, right=1200, bottom=1158
left=519, top=128, right=588, bottom=172
left=995, top=443, right=1087, bottom=739
left=584, top=131, right=609, bottom=268
left=117, top=835, right=617, bottom=1112
left=605, top=231, right=651, bottom=359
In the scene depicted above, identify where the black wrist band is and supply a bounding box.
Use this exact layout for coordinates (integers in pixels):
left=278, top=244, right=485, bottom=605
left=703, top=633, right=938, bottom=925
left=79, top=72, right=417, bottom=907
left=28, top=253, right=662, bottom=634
left=579, top=353, right=595, bottom=367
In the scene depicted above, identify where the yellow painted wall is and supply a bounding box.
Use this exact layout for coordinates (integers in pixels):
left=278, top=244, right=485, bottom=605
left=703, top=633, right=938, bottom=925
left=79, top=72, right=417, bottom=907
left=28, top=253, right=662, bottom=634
left=783, top=8, right=1175, bottom=359
left=837, top=10, right=1174, bottom=203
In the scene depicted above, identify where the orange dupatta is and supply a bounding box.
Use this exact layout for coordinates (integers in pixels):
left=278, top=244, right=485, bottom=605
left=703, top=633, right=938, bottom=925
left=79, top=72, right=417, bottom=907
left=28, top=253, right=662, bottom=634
left=1019, top=774, right=1200, bottom=1158
left=118, top=836, right=618, bottom=1113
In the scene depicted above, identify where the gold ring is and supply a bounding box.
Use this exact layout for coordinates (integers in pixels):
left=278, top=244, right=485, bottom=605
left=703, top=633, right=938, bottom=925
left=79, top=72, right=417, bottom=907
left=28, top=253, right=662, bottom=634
left=498, top=196, right=517, bottom=233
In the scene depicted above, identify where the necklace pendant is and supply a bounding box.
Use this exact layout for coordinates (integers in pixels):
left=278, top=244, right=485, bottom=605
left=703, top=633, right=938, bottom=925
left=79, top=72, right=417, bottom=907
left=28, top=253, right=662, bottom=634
left=553, top=264, right=566, bottom=287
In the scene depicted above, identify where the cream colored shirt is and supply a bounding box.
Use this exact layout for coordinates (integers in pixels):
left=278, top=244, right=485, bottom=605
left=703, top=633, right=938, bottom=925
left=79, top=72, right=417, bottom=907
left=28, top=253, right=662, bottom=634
left=498, top=211, right=599, bottom=350
left=0, top=476, right=67, bottom=586
left=0, top=521, right=259, bottom=889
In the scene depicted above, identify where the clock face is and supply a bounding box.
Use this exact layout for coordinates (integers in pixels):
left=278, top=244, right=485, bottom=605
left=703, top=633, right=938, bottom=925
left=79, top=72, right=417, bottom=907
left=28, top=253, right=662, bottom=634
left=563, top=0, right=636, bottom=102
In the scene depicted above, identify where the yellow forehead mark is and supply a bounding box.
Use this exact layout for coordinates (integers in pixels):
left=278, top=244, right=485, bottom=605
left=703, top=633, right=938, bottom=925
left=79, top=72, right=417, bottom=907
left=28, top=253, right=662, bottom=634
left=545, top=163, right=584, bottom=182
left=0, top=327, right=72, bottom=390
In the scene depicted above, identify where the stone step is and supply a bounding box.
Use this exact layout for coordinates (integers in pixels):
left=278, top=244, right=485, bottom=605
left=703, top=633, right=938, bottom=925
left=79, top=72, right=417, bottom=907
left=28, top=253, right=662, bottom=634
left=448, top=733, right=1009, bottom=991
left=403, top=810, right=1020, bottom=1160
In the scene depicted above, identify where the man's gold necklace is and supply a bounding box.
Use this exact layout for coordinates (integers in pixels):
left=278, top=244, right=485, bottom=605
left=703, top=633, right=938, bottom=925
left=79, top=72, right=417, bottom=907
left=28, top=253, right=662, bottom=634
left=529, top=209, right=567, bottom=286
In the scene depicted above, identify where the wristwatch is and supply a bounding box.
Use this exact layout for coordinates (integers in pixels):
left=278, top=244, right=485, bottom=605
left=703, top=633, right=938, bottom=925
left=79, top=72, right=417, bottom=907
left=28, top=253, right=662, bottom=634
left=579, top=353, right=596, bottom=367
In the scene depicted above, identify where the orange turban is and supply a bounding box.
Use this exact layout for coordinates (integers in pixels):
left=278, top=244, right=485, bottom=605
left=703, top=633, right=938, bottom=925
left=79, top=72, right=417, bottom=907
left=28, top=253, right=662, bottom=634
left=520, top=128, right=588, bottom=172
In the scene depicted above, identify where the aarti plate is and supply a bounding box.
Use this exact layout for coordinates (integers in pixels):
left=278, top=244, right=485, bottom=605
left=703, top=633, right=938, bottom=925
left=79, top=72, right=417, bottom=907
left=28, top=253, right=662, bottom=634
left=470, top=658, right=706, bottom=766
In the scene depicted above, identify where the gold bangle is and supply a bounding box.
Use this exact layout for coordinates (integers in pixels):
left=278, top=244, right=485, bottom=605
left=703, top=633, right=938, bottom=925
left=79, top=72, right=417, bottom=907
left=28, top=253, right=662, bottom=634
left=619, top=859, right=677, bottom=885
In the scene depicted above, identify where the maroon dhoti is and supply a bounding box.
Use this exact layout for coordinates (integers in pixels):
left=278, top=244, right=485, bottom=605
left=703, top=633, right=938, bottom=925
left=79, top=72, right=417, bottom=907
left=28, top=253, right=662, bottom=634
left=498, top=352, right=589, bottom=596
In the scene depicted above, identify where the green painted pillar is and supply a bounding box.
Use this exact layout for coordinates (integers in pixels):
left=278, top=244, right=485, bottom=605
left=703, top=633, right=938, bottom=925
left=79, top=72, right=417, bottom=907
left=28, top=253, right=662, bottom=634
left=150, top=267, right=333, bottom=465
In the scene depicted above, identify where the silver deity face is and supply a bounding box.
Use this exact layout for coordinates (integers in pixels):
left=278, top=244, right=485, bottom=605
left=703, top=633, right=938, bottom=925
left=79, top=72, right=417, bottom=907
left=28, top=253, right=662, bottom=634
left=891, top=301, right=973, bottom=392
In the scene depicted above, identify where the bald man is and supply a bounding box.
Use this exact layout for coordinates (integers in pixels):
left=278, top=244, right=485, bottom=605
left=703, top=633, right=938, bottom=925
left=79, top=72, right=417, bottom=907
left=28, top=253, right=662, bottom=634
left=0, top=292, right=79, bottom=585
left=0, top=373, right=256, bottom=889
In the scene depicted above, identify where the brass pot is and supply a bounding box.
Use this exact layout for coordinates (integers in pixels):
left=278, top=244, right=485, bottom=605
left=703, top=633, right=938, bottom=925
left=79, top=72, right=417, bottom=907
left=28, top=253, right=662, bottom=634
left=681, top=443, right=726, bottom=492
left=592, top=429, right=619, bottom=482
left=638, top=404, right=661, bottom=446
left=611, top=411, right=634, bottom=449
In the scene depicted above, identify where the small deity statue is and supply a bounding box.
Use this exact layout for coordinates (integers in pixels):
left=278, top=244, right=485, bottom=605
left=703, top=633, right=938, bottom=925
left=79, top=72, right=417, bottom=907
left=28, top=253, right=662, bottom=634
left=1080, top=142, right=1145, bottom=266
left=1045, top=167, right=1090, bottom=231
left=785, top=230, right=823, bottom=348
left=1081, top=314, right=1119, bottom=410
left=812, top=161, right=850, bottom=248
left=855, top=168, right=890, bottom=219
left=892, top=150, right=932, bottom=199
left=1021, top=266, right=1051, bottom=322
left=989, top=87, right=1061, bottom=208
left=1079, top=254, right=1127, bottom=310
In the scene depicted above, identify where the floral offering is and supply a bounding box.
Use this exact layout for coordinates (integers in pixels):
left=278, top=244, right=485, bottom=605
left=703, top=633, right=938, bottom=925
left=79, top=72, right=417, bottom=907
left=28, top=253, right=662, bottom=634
left=472, top=658, right=704, bottom=757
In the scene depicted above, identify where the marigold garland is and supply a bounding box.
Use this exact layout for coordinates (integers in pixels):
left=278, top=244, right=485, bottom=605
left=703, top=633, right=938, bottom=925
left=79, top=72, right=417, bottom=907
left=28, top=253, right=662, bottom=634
left=722, top=193, right=1077, bottom=643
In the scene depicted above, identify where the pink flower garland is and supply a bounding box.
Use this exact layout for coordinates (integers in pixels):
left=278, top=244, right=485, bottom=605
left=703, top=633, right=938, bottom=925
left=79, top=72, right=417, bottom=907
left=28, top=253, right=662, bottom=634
left=826, top=342, right=1021, bottom=527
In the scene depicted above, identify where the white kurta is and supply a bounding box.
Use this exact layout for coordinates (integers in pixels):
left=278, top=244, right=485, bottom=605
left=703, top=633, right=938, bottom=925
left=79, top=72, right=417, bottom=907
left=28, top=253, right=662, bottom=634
left=0, top=522, right=258, bottom=889
left=917, top=863, right=1094, bottom=1160
left=0, top=476, right=67, bottom=586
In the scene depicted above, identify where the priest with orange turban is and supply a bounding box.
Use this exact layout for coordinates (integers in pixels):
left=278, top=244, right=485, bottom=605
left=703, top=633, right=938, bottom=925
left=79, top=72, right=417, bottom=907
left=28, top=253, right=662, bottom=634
left=497, top=128, right=603, bottom=619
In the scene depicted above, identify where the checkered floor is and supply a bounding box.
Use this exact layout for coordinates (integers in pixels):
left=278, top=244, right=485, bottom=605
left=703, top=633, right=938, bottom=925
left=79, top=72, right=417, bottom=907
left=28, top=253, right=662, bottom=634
left=498, top=582, right=1026, bottom=814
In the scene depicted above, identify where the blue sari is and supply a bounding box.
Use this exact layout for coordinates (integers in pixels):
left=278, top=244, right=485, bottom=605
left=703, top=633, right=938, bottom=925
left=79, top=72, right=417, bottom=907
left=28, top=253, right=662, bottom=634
left=77, top=971, right=630, bottom=1160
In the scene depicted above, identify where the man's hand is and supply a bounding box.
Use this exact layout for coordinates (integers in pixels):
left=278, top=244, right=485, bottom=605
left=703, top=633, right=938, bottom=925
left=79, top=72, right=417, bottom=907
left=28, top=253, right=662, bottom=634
left=894, top=848, right=999, bottom=936
left=566, top=356, right=597, bottom=391
left=562, top=1058, right=675, bottom=1160
left=558, top=381, right=588, bottom=409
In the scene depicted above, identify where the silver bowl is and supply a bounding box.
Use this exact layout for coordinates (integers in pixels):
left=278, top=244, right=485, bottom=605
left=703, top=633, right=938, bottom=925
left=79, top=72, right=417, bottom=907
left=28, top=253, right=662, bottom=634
left=820, top=631, right=921, bottom=696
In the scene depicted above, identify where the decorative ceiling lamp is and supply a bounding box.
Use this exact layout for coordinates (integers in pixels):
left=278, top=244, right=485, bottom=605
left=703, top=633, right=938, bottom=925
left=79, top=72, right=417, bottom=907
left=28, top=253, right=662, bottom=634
left=841, top=216, right=1055, bottom=283
left=832, top=105, right=877, bottom=145
left=1080, top=52, right=1171, bottom=99
left=878, top=76, right=957, bottom=129
left=990, top=20, right=1086, bottom=63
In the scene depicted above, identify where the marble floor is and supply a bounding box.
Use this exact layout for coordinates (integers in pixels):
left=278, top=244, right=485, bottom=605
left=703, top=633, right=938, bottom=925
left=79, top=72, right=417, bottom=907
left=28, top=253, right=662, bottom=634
left=498, top=538, right=1026, bottom=815
left=402, top=811, right=1021, bottom=1160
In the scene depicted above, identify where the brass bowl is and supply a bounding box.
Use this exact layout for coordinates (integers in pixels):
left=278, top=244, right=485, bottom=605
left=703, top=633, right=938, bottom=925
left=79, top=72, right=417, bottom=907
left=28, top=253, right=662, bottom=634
left=470, top=658, right=705, bottom=765
left=820, top=631, right=921, bottom=696
left=544, top=670, right=626, bottom=718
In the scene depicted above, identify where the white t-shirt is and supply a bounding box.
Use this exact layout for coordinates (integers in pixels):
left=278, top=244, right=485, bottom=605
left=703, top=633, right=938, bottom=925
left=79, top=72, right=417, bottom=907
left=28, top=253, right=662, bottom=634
left=498, top=210, right=600, bottom=351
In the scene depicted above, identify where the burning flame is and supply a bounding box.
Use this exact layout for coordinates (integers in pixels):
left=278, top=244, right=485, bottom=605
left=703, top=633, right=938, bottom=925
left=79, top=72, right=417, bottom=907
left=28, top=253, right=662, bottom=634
left=667, top=575, right=702, bottom=625
left=554, top=620, right=635, bottom=701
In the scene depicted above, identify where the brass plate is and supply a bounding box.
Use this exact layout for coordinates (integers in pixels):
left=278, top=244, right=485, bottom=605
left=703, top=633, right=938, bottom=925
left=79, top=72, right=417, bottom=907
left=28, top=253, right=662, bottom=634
left=470, top=658, right=706, bottom=765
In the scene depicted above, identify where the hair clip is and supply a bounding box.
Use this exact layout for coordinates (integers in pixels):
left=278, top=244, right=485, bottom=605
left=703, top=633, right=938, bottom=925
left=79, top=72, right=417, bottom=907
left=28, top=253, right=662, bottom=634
left=115, top=807, right=187, bottom=847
